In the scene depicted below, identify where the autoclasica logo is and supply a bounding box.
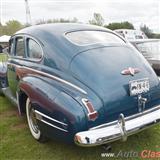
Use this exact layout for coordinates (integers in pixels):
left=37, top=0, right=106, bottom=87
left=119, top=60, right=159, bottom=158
left=101, top=149, right=160, bottom=158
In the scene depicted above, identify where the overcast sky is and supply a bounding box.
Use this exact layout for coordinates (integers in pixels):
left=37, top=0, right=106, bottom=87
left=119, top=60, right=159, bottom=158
left=1, top=0, right=160, bottom=33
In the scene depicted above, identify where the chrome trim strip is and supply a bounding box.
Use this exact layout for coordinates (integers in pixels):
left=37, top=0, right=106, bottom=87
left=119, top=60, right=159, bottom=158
left=81, top=98, right=90, bottom=113
left=81, top=98, right=98, bottom=121
left=7, top=62, right=87, bottom=94
left=41, top=119, right=68, bottom=133
left=35, top=110, right=68, bottom=126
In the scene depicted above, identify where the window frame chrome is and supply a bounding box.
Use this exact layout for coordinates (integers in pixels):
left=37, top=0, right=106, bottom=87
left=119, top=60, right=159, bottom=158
left=14, top=36, right=25, bottom=58
left=9, top=34, right=44, bottom=63
left=63, top=29, right=126, bottom=47
left=25, top=36, right=44, bottom=62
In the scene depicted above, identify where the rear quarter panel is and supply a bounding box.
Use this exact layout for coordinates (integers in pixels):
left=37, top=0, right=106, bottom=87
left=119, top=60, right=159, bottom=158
left=19, top=76, right=88, bottom=142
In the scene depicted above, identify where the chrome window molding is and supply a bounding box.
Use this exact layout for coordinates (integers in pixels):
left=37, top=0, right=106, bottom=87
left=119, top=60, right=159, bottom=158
left=10, top=34, right=44, bottom=63
left=25, top=36, right=44, bottom=62
left=63, top=29, right=126, bottom=47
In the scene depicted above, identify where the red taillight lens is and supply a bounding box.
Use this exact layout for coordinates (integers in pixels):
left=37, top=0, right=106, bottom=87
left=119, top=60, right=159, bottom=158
left=74, top=135, right=82, bottom=144
left=82, top=99, right=98, bottom=121
left=88, top=111, right=98, bottom=121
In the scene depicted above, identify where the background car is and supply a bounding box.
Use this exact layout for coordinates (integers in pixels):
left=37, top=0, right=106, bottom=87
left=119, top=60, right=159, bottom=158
left=0, top=24, right=160, bottom=147
left=114, top=29, right=148, bottom=40
left=131, top=39, right=160, bottom=76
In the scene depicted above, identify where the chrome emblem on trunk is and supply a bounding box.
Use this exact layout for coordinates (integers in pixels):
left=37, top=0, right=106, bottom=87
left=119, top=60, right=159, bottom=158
left=121, top=67, right=140, bottom=76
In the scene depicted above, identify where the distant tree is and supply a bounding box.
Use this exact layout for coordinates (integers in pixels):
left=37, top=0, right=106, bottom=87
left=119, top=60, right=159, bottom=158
left=0, top=20, right=24, bottom=36
left=140, top=24, right=152, bottom=38
left=151, top=33, right=160, bottom=39
left=89, top=13, right=104, bottom=26
left=36, top=17, right=78, bottom=25
left=105, top=21, right=134, bottom=30
left=35, top=19, right=47, bottom=25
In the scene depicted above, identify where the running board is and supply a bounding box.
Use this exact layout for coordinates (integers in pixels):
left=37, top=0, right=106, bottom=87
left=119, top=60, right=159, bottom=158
left=2, top=87, right=18, bottom=106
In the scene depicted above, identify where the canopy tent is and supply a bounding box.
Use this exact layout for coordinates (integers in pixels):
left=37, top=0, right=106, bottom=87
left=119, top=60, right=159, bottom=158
left=0, top=35, right=11, bottom=43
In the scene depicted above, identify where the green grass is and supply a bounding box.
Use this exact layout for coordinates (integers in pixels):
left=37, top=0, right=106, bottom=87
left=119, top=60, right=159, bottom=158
left=0, top=55, right=160, bottom=160
left=0, top=54, right=8, bottom=61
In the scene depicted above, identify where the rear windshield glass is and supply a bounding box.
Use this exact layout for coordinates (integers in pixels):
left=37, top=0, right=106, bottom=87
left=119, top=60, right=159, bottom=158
left=65, top=31, right=125, bottom=45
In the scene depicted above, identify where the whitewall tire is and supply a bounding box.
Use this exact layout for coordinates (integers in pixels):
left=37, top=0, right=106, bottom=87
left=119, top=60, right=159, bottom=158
left=26, top=98, right=47, bottom=142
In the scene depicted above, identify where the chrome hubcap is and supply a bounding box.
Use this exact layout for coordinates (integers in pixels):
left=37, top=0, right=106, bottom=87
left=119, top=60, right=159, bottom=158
left=29, top=105, right=39, bottom=133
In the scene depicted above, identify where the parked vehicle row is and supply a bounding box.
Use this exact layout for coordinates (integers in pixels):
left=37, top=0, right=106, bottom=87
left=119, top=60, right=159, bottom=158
left=114, top=29, right=147, bottom=40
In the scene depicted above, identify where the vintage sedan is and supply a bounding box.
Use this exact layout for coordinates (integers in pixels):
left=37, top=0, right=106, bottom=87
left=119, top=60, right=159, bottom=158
left=131, top=39, right=160, bottom=76
left=0, top=23, right=160, bottom=147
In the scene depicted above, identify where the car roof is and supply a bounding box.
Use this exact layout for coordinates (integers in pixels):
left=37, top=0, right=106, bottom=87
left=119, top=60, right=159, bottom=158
left=15, top=23, right=111, bottom=37
left=14, top=23, right=122, bottom=58
left=13, top=23, right=127, bottom=71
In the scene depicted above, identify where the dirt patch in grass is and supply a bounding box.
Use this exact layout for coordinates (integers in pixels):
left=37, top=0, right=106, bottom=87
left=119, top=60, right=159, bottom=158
left=11, top=123, right=27, bottom=130
left=0, top=110, right=18, bottom=117
left=0, top=109, right=18, bottom=117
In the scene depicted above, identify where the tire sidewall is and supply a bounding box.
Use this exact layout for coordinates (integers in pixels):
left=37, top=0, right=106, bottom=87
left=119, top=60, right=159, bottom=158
left=26, top=98, right=41, bottom=140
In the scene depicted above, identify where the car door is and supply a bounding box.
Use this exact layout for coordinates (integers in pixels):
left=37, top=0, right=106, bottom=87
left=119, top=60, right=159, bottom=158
left=8, top=35, right=44, bottom=95
left=7, top=36, right=26, bottom=97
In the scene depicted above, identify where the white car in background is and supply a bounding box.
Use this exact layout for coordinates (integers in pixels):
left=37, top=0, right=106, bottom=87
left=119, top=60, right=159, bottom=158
left=115, top=29, right=148, bottom=40
left=130, top=39, right=160, bottom=76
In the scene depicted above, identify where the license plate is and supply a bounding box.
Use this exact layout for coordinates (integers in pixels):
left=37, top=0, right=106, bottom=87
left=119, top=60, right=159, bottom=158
left=129, top=78, right=150, bottom=96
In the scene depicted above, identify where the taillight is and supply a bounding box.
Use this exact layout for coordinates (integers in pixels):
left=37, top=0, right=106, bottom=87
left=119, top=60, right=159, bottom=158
left=82, top=98, right=98, bottom=121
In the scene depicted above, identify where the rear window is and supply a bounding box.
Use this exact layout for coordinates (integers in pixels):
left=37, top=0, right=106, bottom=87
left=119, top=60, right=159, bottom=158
left=65, top=31, right=125, bottom=45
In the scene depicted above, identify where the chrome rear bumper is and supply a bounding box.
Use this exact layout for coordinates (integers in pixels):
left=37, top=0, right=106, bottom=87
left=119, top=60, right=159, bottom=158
left=74, top=105, right=160, bottom=147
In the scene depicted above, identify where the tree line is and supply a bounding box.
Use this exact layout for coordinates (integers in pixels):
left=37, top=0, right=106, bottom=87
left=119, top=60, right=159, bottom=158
left=0, top=13, right=159, bottom=38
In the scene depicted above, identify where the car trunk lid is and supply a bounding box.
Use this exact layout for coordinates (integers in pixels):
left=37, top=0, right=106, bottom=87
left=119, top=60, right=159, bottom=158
left=70, top=45, right=160, bottom=124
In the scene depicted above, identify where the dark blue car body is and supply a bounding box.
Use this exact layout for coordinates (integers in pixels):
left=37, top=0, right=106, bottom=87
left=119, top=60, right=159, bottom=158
left=0, top=23, right=160, bottom=146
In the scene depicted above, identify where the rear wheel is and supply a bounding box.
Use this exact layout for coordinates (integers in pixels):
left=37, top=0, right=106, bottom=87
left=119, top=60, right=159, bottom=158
left=26, top=98, right=47, bottom=142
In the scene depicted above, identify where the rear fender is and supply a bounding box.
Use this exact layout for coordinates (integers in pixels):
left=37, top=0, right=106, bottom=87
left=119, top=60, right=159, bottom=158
left=18, top=76, right=87, bottom=142
left=18, top=76, right=61, bottom=112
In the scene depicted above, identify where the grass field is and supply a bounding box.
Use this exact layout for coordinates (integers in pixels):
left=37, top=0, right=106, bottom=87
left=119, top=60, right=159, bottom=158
left=0, top=54, right=160, bottom=160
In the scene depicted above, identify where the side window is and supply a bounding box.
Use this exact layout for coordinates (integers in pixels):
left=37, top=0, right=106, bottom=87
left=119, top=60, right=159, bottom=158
left=27, top=38, right=43, bottom=60
left=9, top=39, right=14, bottom=55
left=15, top=37, right=25, bottom=57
